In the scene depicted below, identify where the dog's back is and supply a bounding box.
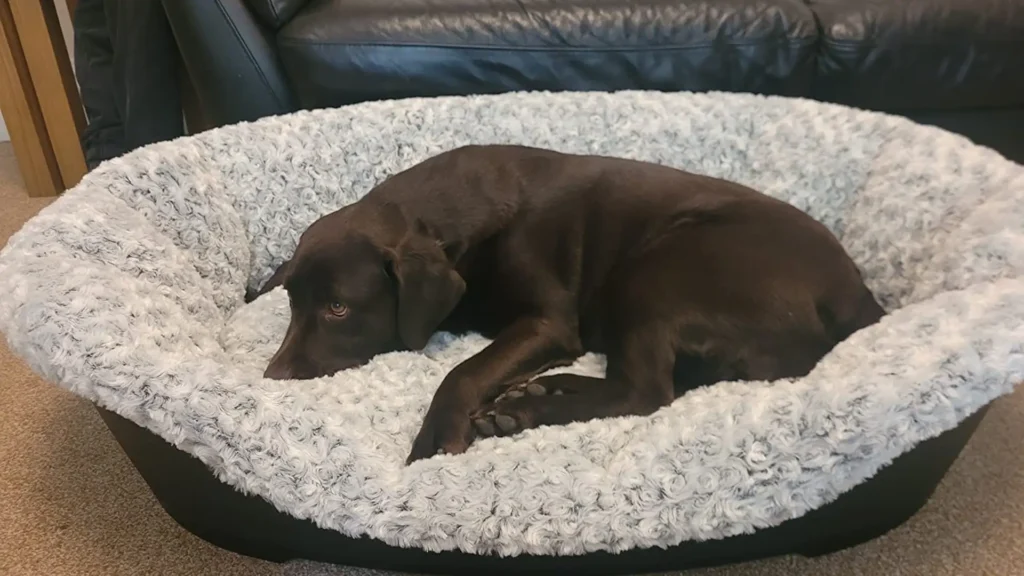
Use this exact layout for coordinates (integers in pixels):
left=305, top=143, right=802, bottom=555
left=395, top=146, right=884, bottom=384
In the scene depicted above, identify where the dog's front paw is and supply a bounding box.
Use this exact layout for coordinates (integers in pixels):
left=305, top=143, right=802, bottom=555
left=406, top=407, right=475, bottom=464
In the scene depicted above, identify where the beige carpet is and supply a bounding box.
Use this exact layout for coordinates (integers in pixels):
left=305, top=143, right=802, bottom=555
left=0, top=141, right=1021, bottom=576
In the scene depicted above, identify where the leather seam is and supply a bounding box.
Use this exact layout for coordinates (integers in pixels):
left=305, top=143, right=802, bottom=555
left=277, top=38, right=819, bottom=52
left=822, top=38, right=1024, bottom=49
left=216, top=0, right=289, bottom=109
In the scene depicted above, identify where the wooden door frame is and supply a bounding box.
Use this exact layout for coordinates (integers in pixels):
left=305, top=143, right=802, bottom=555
left=0, top=0, right=85, bottom=198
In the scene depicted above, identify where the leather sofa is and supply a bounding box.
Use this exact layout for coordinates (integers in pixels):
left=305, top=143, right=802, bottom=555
left=162, top=0, right=1024, bottom=163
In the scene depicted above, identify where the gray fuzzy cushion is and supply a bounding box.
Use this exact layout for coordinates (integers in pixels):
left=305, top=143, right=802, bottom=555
left=1, top=91, right=1023, bottom=557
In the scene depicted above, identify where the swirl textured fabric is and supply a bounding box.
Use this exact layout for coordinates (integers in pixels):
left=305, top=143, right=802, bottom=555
left=1, top=91, right=1023, bottom=557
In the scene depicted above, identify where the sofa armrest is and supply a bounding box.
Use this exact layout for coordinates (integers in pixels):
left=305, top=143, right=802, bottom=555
left=162, top=0, right=298, bottom=128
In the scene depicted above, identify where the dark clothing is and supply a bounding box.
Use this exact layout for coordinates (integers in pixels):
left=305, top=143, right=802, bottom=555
left=74, top=0, right=183, bottom=169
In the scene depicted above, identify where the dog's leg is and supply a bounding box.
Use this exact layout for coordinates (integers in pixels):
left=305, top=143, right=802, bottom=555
left=470, top=328, right=676, bottom=437
left=406, top=317, right=583, bottom=463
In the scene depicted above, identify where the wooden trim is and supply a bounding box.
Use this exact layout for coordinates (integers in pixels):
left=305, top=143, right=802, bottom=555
left=0, top=0, right=62, bottom=198
left=9, top=0, right=86, bottom=190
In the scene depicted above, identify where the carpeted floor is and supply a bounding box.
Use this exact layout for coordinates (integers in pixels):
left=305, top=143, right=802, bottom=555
left=0, top=141, right=1022, bottom=576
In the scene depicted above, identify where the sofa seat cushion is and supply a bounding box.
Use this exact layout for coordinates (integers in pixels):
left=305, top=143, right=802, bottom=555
left=276, top=0, right=819, bottom=108
left=808, top=0, right=1024, bottom=111
left=244, top=0, right=310, bottom=28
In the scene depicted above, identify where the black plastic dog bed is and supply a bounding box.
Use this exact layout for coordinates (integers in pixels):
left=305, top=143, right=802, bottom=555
left=96, top=405, right=987, bottom=574
left=2, top=91, right=1022, bottom=573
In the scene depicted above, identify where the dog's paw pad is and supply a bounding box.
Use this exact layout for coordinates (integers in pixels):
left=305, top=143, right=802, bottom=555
left=496, top=381, right=551, bottom=403
left=494, top=414, right=519, bottom=433
left=471, top=409, right=524, bottom=437
left=473, top=417, right=497, bottom=437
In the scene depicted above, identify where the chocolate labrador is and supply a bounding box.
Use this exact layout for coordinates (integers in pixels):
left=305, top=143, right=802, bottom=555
left=253, top=144, right=885, bottom=464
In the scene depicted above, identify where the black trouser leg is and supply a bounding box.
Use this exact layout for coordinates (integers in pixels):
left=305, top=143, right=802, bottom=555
left=74, top=0, right=183, bottom=169
left=74, top=0, right=123, bottom=169
left=105, top=0, right=183, bottom=152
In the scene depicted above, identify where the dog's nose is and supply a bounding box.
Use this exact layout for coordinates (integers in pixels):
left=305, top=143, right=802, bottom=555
left=263, top=362, right=295, bottom=380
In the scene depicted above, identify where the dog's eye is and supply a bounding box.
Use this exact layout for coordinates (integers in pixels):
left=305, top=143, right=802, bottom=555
left=328, top=301, right=349, bottom=318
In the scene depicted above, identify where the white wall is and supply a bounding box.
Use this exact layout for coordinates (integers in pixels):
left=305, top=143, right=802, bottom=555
left=0, top=2, right=75, bottom=143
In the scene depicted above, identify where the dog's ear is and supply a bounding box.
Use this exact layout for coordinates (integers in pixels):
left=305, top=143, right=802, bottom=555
left=387, top=221, right=466, bottom=350
left=247, top=259, right=292, bottom=303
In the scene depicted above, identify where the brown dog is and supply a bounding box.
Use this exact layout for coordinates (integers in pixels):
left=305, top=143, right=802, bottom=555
left=254, top=144, right=884, bottom=464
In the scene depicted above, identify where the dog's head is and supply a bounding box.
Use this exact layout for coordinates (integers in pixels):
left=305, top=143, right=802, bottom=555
left=263, top=205, right=466, bottom=380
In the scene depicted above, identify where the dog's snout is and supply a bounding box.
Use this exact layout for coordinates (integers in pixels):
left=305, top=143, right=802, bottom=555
left=265, top=320, right=304, bottom=380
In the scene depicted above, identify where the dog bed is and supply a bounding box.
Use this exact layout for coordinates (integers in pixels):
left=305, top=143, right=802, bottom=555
left=1, top=91, right=1022, bottom=574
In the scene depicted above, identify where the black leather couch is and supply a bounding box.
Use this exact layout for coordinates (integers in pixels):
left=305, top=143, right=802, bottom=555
left=162, top=0, right=1024, bottom=163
